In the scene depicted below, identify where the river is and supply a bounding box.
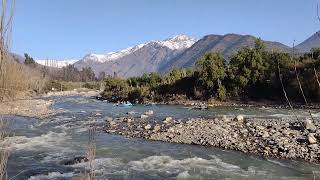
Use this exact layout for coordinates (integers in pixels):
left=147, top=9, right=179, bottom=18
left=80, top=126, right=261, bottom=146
left=4, top=96, right=320, bottom=179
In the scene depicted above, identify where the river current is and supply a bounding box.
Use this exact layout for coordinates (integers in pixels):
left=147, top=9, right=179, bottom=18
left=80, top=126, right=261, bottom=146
left=4, top=96, right=320, bottom=179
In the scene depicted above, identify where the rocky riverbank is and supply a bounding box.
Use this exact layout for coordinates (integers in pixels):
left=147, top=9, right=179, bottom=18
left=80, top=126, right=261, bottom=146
left=43, top=88, right=99, bottom=97
left=103, top=94, right=320, bottom=109
left=0, top=89, right=99, bottom=119
left=0, top=98, right=54, bottom=118
left=153, top=99, right=320, bottom=109
left=105, top=113, right=320, bottom=163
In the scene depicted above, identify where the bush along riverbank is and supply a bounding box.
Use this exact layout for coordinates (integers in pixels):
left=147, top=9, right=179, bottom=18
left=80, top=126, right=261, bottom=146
left=100, top=40, right=320, bottom=106
left=105, top=114, right=320, bottom=163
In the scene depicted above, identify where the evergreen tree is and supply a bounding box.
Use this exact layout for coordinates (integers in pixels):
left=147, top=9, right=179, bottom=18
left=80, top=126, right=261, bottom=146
left=24, top=53, right=36, bottom=66
left=196, top=51, right=226, bottom=99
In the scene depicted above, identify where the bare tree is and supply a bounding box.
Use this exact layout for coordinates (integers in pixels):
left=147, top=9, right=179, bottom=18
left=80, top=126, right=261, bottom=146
left=277, top=54, right=299, bottom=122
left=85, top=119, right=96, bottom=180
left=314, top=4, right=320, bottom=89
left=291, top=41, right=315, bottom=122
left=0, top=1, right=14, bottom=179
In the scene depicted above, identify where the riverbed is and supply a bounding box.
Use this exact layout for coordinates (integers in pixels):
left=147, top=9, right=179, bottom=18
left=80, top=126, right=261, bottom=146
left=4, top=96, right=320, bottom=179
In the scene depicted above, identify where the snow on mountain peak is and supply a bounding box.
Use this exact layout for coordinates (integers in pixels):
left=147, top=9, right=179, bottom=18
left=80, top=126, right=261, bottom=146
left=81, top=35, right=197, bottom=63
left=83, top=43, right=147, bottom=63
left=172, top=34, right=195, bottom=41
left=155, top=34, right=197, bottom=50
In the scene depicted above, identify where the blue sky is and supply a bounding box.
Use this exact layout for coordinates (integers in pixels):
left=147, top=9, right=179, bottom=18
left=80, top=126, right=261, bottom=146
left=12, top=0, right=320, bottom=59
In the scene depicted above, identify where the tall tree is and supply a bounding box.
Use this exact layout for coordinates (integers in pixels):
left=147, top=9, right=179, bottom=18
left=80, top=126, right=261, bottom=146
left=196, top=51, right=226, bottom=99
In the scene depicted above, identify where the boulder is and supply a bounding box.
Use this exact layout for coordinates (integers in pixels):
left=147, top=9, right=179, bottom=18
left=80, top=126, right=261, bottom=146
left=127, top=111, right=135, bottom=115
left=144, top=110, right=154, bottom=115
left=110, top=121, right=117, bottom=127
left=234, top=115, right=244, bottom=123
left=308, top=133, right=317, bottom=144
left=153, top=124, right=161, bottom=132
left=95, top=112, right=102, bottom=116
left=144, top=124, right=152, bottom=130
left=304, top=119, right=317, bottom=132
left=105, top=116, right=113, bottom=122
left=140, top=114, right=148, bottom=119
left=308, top=144, right=318, bottom=149
left=262, top=131, right=269, bottom=138
left=163, top=117, right=173, bottom=124
left=127, top=118, right=134, bottom=123
left=222, top=115, right=231, bottom=122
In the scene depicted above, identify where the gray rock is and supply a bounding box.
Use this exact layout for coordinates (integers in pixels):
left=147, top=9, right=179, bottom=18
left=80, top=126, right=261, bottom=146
left=240, top=129, right=248, bottom=134
left=110, top=121, right=117, bottom=127
left=127, top=118, right=134, bottom=123
left=144, top=124, right=152, bottom=130
left=140, top=114, right=148, bottom=119
left=308, top=133, right=317, bottom=144
left=105, top=114, right=320, bottom=163
left=222, top=115, right=231, bottom=122
left=105, top=116, right=113, bottom=122
left=95, top=112, right=102, bottom=116
left=163, top=117, right=173, bottom=124
left=144, top=110, right=154, bottom=115
left=153, top=124, right=161, bottom=132
left=262, top=131, right=269, bottom=138
left=258, top=125, right=266, bottom=129
left=308, top=144, right=318, bottom=149
left=304, top=119, right=317, bottom=132
left=127, top=111, right=135, bottom=115
left=234, top=115, right=244, bottom=123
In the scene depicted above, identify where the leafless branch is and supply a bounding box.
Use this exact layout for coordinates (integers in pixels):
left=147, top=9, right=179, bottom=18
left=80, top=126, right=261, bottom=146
left=277, top=57, right=299, bottom=122
left=85, top=119, right=96, bottom=180
left=292, top=41, right=314, bottom=121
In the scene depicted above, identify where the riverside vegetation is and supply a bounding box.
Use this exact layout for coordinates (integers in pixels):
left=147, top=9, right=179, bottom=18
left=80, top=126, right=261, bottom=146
left=1, top=0, right=320, bottom=177
left=102, top=39, right=320, bottom=165
left=101, top=39, right=320, bottom=105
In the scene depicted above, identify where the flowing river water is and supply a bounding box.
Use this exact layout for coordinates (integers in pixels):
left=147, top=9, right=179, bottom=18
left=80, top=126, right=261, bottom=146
left=4, top=96, right=320, bottom=179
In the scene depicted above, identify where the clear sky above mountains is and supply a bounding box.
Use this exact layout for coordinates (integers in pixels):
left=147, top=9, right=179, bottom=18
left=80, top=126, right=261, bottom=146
left=12, top=0, right=319, bottom=59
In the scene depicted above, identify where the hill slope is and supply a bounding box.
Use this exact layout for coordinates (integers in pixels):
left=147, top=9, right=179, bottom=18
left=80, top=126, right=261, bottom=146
left=159, top=34, right=290, bottom=73
left=295, top=31, right=320, bottom=52
left=74, top=35, right=197, bottom=77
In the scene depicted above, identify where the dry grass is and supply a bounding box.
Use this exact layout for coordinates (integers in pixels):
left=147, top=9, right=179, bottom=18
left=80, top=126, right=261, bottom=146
left=0, top=1, right=15, bottom=179
left=0, top=59, right=47, bottom=101
left=71, top=120, right=96, bottom=180
left=0, top=118, right=10, bottom=180
left=0, top=0, right=47, bottom=102
left=85, top=120, right=96, bottom=180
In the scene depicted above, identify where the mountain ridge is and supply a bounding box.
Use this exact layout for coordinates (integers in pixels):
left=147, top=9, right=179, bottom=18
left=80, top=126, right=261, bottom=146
left=159, top=33, right=291, bottom=73
left=295, top=31, right=320, bottom=52
left=33, top=31, right=320, bottom=77
left=73, top=34, right=197, bottom=77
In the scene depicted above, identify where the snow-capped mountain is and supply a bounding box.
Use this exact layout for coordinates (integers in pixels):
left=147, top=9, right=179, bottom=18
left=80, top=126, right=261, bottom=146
left=82, top=43, right=147, bottom=63
left=36, top=59, right=77, bottom=68
left=160, top=34, right=291, bottom=73
left=27, top=32, right=320, bottom=78
left=74, top=35, right=197, bottom=77
left=79, top=35, right=196, bottom=64
left=156, top=35, right=197, bottom=50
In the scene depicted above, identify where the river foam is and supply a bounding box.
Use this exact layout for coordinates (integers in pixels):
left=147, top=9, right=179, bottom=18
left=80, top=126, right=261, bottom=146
left=8, top=131, right=71, bottom=151
left=127, top=155, right=268, bottom=178
left=28, top=172, right=74, bottom=180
